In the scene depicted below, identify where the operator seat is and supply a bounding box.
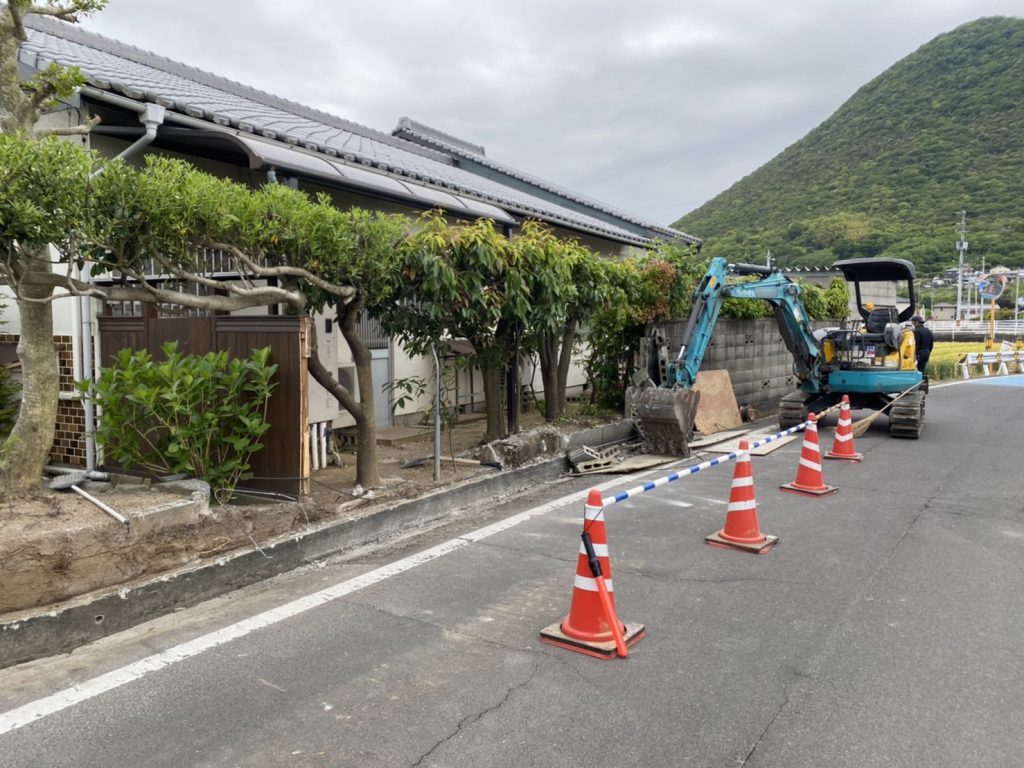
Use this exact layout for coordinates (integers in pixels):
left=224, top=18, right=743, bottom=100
left=865, top=306, right=897, bottom=334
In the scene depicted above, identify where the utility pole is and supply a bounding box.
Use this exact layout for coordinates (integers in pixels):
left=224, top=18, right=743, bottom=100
left=954, top=210, right=968, bottom=340
left=1014, top=272, right=1021, bottom=339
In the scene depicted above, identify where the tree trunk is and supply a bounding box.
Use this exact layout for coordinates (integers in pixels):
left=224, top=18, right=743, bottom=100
left=1, top=254, right=58, bottom=496
left=305, top=302, right=380, bottom=490
left=555, top=319, right=577, bottom=415
left=337, top=299, right=379, bottom=489
left=481, top=364, right=505, bottom=443
left=1, top=13, right=57, bottom=497
left=537, top=319, right=578, bottom=422
left=537, top=331, right=561, bottom=422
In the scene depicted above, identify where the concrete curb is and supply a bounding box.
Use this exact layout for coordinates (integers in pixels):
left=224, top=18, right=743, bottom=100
left=0, top=420, right=638, bottom=670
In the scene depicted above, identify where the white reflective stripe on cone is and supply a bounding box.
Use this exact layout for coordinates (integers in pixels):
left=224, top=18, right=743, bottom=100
left=574, top=575, right=614, bottom=592
left=727, top=499, right=757, bottom=512
left=577, top=542, right=609, bottom=557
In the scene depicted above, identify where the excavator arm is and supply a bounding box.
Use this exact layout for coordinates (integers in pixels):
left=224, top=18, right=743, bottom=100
left=667, top=259, right=821, bottom=388
left=632, top=257, right=821, bottom=455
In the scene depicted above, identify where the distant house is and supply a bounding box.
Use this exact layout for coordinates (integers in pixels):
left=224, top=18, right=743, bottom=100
left=929, top=302, right=957, bottom=321
left=7, top=15, right=699, bottom=479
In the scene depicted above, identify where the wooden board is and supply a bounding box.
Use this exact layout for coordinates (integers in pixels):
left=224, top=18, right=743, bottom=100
left=704, top=434, right=798, bottom=456
left=690, top=428, right=748, bottom=448
left=692, top=370, right=742, bottom=434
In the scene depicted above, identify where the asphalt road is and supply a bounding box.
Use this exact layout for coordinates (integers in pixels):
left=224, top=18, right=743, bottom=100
left=1, top=376, right=1022, bottom=767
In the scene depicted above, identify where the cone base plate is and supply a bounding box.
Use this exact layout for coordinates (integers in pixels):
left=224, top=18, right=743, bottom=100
left=780, top=482, right=838, bottom=497
left=539, top=621, right=645, bottom=659
left=705, top=531, right=778, bottom=553
left=825, top=450, right=863, bottom=462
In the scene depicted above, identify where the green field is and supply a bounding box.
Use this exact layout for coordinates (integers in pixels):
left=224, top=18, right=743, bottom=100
left=927, top=341, right=1023, bottom=380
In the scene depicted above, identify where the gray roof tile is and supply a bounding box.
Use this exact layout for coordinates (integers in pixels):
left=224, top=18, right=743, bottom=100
left=22, top=15, right=699, bottom=247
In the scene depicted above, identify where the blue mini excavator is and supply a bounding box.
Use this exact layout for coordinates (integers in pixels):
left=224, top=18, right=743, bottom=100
left=631, top=257, right=927, bottom=455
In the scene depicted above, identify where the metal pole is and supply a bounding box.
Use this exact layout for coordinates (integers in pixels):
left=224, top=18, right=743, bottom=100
left=954, top=210, right=967, bottom=340
left=431, top=344, right=441, bottom=481
left=1015, top=274, right=1020, bottom=337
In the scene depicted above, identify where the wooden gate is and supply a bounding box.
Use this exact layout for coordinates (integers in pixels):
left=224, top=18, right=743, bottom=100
left=96, top=314, right=310, bottom=496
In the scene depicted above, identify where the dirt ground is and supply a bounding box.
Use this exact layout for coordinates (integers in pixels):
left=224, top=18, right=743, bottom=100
left=0, top=407, right=614, bottom=617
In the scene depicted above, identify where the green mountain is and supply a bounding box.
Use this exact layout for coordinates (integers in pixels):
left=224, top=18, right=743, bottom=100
left=674, top=16, right=1024, bottom=276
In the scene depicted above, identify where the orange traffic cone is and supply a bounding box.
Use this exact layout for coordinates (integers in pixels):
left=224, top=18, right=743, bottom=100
left=780, top=412, right=838, bottom=497
left=825, top=395, right=863, bottom=462
left=540, top=489, right=645, bottom=659
left=706, top=440, right=778, bottom=553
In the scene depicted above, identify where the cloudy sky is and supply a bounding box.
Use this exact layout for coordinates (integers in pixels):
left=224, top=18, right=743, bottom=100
left=80, top=1, right=1021, bottom=227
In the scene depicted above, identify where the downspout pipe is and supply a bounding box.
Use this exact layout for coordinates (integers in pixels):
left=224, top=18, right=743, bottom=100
left=90, top=101, right=166, bottom=176
left=80, top=101, right=165, bottom=472
left=432, top=344, right=441, bottom=482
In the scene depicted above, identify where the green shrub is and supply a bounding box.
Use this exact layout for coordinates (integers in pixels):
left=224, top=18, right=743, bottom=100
left=82, top=342, right=277, bottom=499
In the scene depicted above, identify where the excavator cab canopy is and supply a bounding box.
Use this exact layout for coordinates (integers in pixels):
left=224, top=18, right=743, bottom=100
left=832, top=258, right=918, bottom=325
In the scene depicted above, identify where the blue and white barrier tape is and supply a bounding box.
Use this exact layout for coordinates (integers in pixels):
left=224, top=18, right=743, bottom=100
left=602, top=421, right=809, bottom=507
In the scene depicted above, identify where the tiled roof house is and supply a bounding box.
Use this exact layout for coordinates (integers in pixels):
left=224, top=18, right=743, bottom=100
left=9, top=15, right=700, bottom=487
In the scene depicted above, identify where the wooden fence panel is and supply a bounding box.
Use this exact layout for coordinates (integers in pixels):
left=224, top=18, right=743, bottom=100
left=147, top=316, right=215, bottom=358
left=95, top=315, right=309, bottom=496
left=97, top=317, right=145, bottom=365
left=215, top=316, right=309, bottom=496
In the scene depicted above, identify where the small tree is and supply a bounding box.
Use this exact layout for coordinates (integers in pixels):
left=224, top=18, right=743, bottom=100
left=0, top=0, right=109, bottom=495
left=380, top=213, right=528, bottom=443
left=515, top=221, right=606, bottom=422
left=0, top=137, right=364, bottom=498
left=242, top=192, right=408, bottom=489
left=584, top=243, right=704, bottom=409
left=88, top=158, right=408, bottom=490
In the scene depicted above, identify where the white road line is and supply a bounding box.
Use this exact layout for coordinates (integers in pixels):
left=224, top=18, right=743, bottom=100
left=929, top=374, right=1024, bottom=389
left=0, top=471, right=665, bottom=736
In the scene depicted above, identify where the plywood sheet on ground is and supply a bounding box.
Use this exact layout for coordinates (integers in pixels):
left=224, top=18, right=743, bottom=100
left=704, top=434, right=798, bottom=455
left=690, top=428, right=748, bottom=448
left=692, top=370, right=742, bottom=434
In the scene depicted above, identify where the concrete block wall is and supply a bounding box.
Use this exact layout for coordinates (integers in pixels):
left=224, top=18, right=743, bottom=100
left=652, top=318, right=835, bottom=414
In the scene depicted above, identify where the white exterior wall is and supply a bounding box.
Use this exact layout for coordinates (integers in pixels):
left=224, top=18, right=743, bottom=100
left=1, top=246, right=82, bottom=339
left=386, top=341, right=591, bottom=426
left=0, top=287, right=20, bottom=335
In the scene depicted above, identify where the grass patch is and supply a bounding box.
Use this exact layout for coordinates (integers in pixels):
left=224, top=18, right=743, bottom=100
left=927, top=341, right=1023, bottom=380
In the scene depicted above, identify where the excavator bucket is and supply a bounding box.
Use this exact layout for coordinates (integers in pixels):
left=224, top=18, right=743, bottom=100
left=633, top=387, right=700, bottom=457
